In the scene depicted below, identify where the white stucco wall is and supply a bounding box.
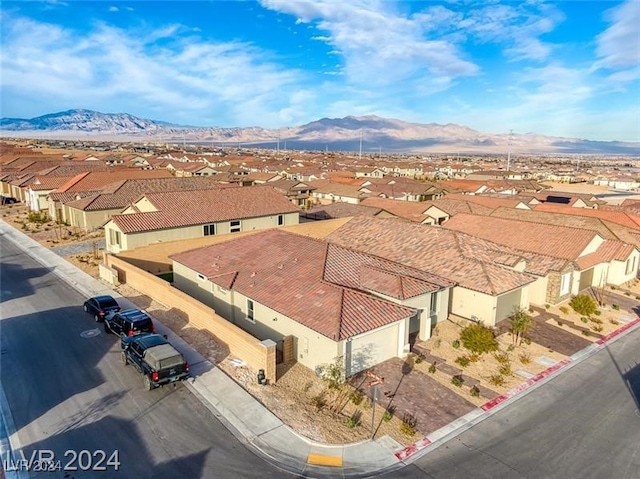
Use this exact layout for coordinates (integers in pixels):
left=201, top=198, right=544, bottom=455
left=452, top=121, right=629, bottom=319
left=450, top=286, right=499, bottom=326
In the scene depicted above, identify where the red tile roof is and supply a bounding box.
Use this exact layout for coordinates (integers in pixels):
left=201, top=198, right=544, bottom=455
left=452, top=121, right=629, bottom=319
left=534, top=203, right=640, bottom=230
left=359, top=197, right=428, bottom=222
left=110, top=186, right=300, bottom=233
left=170, top=229, right=417, bottom=340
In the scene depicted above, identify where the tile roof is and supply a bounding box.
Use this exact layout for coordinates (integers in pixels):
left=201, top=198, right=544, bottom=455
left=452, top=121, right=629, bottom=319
left=575, top=239, right=636, bottom=270
left=54, top=170, right=172, bottom=193
left=308, top=180, right=365, bottom=198
left=423, top=198, right=495, bottom=216
left=304, top=202, right=382, bottom=219
left=442, top=193, right=530, bottom=210
left=359, top=197, right=429, bottom=222
left=326, top=216, right=541, bottom=295
left=170, top=229, right=417, bottom=340
left=534, top=203, right=640, bottom=230
left=28, top=176, right=77, bottom=191
left=110, top=186, right=300, bottom=233
left=443, top=213, right=598, bottom=261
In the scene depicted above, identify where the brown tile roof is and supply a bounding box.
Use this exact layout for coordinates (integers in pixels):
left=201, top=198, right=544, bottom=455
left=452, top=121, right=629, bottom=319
left=59, top=177, right=236, bottom=211
left=442, top=193, right=530, bottom=210
left=359, top=197, right=428, bottom=222
left=308, top=180, right=365, bottom=198
left=443, top=213, right=599, bottom=261
left=28, top=176, right=78, bottom=191
left=304, top=202, right=382, bottom=219
left=55, top=170, right=172, bottom=193
left=170, top=229, right=416, bottom=340
left=326, top=216, right=541, bottom=295
left=423, top=198, right=495, bottom=217
left=110, top=186, right=300, bottom=233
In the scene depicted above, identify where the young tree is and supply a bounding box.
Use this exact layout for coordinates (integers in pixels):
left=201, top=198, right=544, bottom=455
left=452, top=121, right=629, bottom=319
left=318, top=356, right=351, bottom=413
left=510, top=306, right=533, bottom=346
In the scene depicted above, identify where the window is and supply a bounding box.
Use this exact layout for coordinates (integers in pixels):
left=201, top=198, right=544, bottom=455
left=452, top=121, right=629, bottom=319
left=203, top=223, right=216, bottom=236
left=109, top=229, right=121, bottom=247
left=197, top=273, right=206, bottom=281
left=230, top=220, right=241, bottom=233
left=247, top=299, right=254, bottom=321
left=277, top=214, right=284, bottom=226
left=560, top=272, right=571, bottom=296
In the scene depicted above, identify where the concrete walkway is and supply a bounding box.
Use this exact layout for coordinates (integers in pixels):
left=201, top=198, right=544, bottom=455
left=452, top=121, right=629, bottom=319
left=3, top=219, right=640, bottom=478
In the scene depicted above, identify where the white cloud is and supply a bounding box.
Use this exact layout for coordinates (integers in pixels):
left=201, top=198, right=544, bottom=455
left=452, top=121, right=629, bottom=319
left=0, top=14, right=313, bottom=127
left=259, top=0, right=478, bottom=90
left=108, top=6, right=119, bottom=13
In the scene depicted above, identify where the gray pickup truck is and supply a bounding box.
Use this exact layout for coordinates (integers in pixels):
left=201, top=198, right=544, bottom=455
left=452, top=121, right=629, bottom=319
left=121, top=334, right=190, bottom=390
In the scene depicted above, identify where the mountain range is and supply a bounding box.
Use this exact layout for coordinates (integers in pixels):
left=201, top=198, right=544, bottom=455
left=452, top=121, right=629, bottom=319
left=1, top=109, right=638, bottom=155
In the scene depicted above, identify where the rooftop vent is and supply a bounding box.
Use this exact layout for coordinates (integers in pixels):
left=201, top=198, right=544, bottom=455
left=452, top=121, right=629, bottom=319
left=251, top=271, right=256, bottom=277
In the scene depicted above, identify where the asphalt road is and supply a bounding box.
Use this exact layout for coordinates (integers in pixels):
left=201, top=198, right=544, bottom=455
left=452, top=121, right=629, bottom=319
left=385, top=321, right=640, bottom=479
left=0, top=239, right=287, bottom=479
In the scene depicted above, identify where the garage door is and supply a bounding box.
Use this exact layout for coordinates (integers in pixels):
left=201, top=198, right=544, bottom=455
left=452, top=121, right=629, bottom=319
left=347, top=323, right=399, bottom=376
left=495, top=289, right=522, bottom=323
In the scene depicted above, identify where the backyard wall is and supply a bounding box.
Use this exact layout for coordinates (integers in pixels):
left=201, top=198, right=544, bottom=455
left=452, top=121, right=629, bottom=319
left=102, top=253, right=276, bottom=383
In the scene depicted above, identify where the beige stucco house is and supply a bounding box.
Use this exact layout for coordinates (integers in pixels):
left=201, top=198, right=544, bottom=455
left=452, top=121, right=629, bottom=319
left=443, top=213, right=640, bottom=303
left=104, top=186, right=300, bottom=253
left=170, top=229, right=455, bottom=376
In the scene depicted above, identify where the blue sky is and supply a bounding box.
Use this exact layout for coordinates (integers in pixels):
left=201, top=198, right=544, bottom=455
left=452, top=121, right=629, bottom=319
left=1, top=0, right=638, bottom=141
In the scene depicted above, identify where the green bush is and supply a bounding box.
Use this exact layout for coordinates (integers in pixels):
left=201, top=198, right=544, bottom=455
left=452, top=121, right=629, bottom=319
left=382, top=409, right=394, bottom=422
left=414, top=353, right=424, bottom=364
left=349, top=390, right=364, bottom=406
left=559, top=306, right=569, bottom=314
left=452, top=339, right=461, bottom=349
left=592, top=325, right=604, bottom=333
left=400, top=413, right=417, bottom=437
left=612, top=304, right=620, bottom=310
left=460, top=324, right=498, bottom=354
left=470, top=385, right=480, bottom=397
left=428, top=362, right=437, bottom=374
left=506, top=344, right=515, bottom=352
left=469, top=353, right=480, bottom=362
left=594, top=310, right=602, bottom=316
left=519, top=352, right=531, bottom=364
left=311, top=393, right=327, bottom=411
left=580, top=317, right=589, bottom=323
left=523, top=338, right=532, bottom=345
left=499, top=363, right=512, bottom=376
left=451, top=375, right=464, bottom=387
left=455, top=355, right=470, bottom=367
left=610, top=318, right=620, bottom=326
left=570, top=294, right=597, bottom=316
left=346, top=411, right=362, bottom=428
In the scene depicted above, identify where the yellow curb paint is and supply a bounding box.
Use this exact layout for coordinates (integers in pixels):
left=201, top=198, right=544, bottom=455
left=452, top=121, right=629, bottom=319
left=307, top=453, right=343, bottom=467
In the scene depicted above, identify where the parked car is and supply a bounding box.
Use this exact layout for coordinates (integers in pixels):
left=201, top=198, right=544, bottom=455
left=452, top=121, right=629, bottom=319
left=83, top=295, right=121, bottom=322
left=121, top=334, right=190, bottom=390
left=1, top=196, right=18, bottom=205
left=104, top=309, right=155, bottom=337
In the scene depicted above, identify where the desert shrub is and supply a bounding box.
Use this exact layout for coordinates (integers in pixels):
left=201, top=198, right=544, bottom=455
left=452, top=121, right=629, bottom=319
left=303, top=381, right=313, bottom=393
left=311, top=392, right=327, bottom=411
left=455, top=355, right=470, bottom=367
left=545, top=304, right=550, bottom=309
left=610, top=319, right=620, bottom=326
left=581, top=330, right=591, bottom=337
left=594, top=310, right=602, bottom=316
left=636, top=296, right=640, bottom=301
left=27, top=211, right=48, bottom=224
left=519, top=352, right=531, bottom=364
left=507, top=344, right=515, bottom=352
left=624, top=292, right=631, bottom=296
left=451, top=375, right=464, bottom=387
left=556, top=320, right=563, bottom=326
left=570, top=294, right=597, bottom=316
left=400, top=413, right=417, bottom=437
left=382, top=411, right=393, bottom=422
left=493, top=351, right=510, bottom=364
left=610, top=285, right=616, bottom=290
left=452, top=339, right=461, bottom=349
left=460, top=324, right=498, bottom=354
left=469, top=353, right=480, bottom=363
left=432, top=337, right=442, bottom=349
left=346, top=411, right=362, bottom=428
left=592, top=325, right=604, bottom=333
left=499, top=363, right=512, bottom=376
left=414, top=353, right=424, bottom=364
left=428, top=362, right=437, bottom=374
left=580, top=317, right=589, bottom=323
left=470, top=385, right=480, bottom=397
left=590, top=317, right=603, bottom=325
left=612, top=304, right=620, bottom=310
left=349, top=390, right=364, bottom=406
left=489, top=374, right=505, bottom=387
left=523, top=338, right=532, bottom=345
left=559, top=306, right=569, bottom=314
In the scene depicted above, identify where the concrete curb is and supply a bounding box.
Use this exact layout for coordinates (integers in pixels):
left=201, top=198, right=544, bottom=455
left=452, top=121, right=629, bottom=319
left=394, top=316, right=640, bottom=462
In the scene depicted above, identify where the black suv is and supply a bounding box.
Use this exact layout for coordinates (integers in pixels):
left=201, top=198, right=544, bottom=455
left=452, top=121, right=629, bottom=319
left=104, top=309, right=155, bottom=338
left=83, top=295, right=121, bottom=322
left=0, top=196, right=18, bottom=205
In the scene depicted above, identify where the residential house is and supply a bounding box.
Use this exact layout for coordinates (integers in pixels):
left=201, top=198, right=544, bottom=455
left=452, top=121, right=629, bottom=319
left=358, top=197, right=430, bottom=223
left=443, top=213, right=639, bottom=303
left=422, top=198, right=495, bottom=225
left=269, top=179, right=317, bottom=208
left=104, top=186, right=300, bottom=253
left=309, top=180, right=365, bottom=205
left=302, top=202, right=386, bottom=220
left=326, top=216, right=559, bottom=326
left=438, top=193, right=532, bottom=211
left=170, top=229, right=455, bottom=376
left=354, top=167, right=385, bottom=178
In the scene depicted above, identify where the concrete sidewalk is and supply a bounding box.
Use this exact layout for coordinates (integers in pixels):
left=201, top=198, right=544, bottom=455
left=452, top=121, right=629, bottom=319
left=4, top=220, right=640, bottom=478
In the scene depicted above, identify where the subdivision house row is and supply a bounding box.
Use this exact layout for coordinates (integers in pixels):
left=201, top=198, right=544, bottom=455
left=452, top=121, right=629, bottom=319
left=156, top=212, right=639, bottom=377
